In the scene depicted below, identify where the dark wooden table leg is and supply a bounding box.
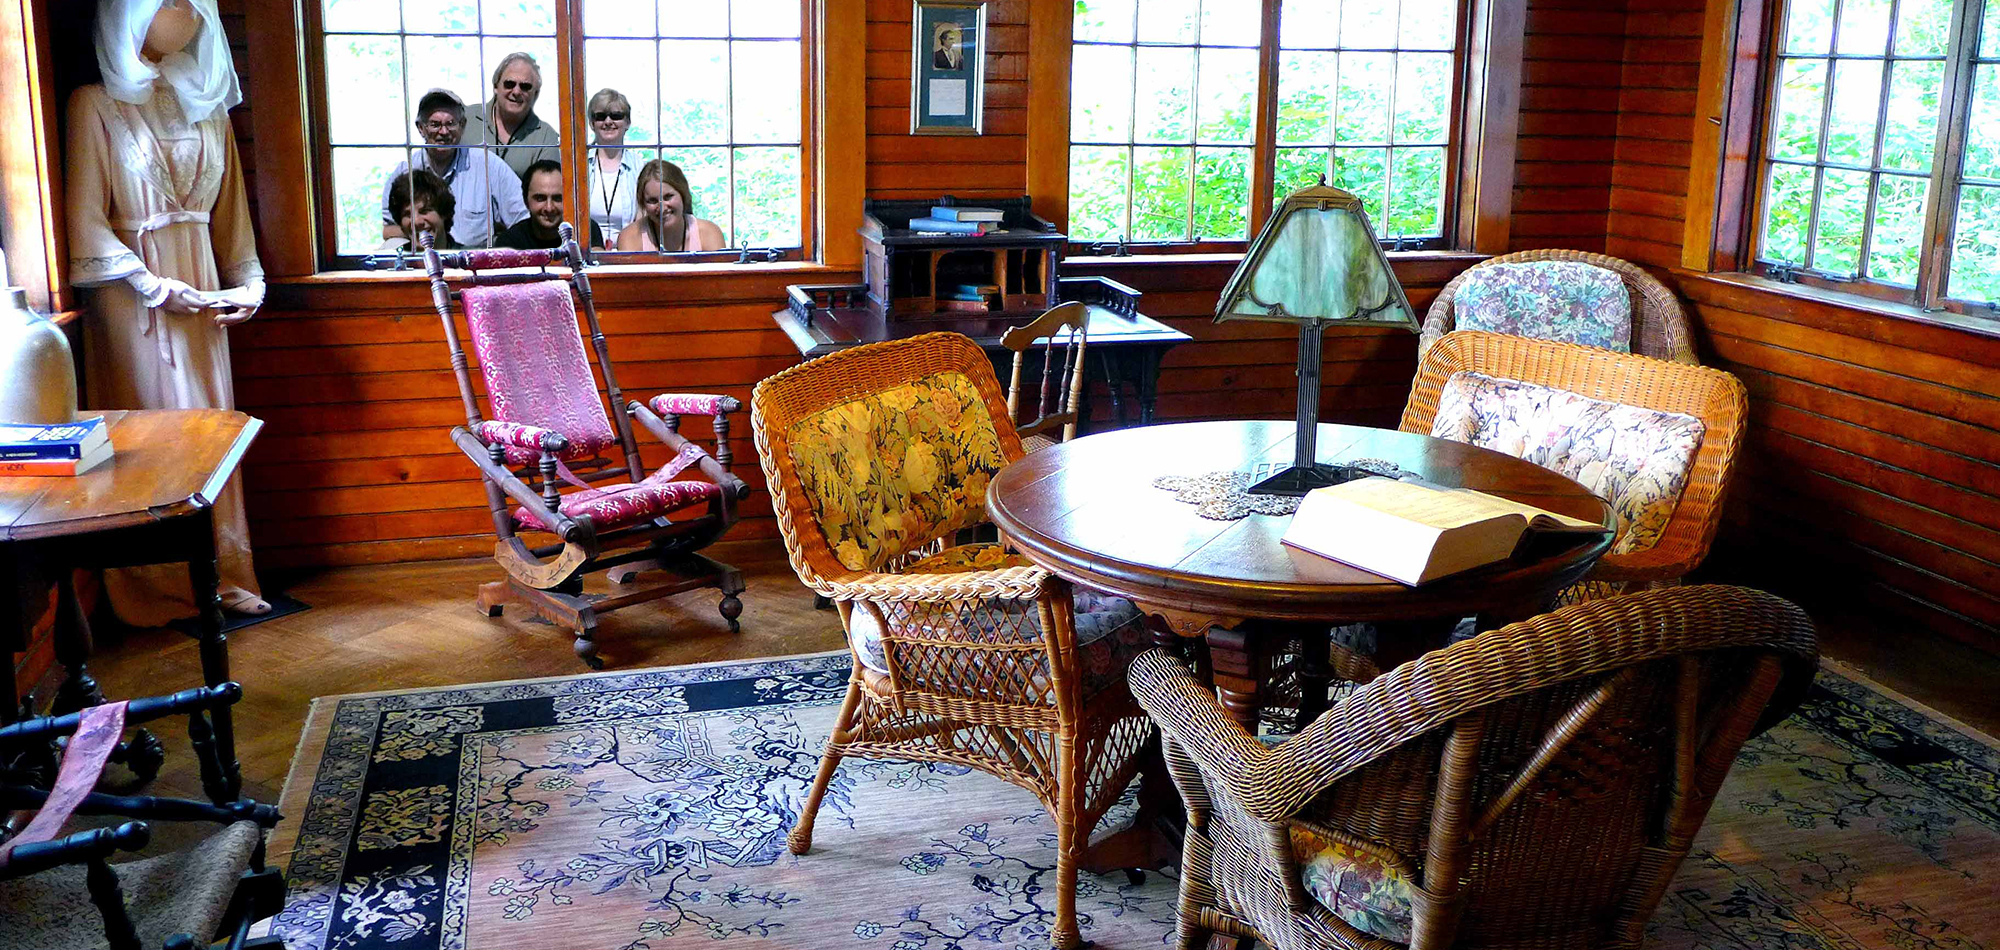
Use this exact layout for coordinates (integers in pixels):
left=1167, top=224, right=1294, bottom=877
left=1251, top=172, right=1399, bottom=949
left=186, top=512, right=242, bottom=803
left=1204, top=624, right=1267, bottom=733
left=1137, top=345, right=1163, bottom=426
left=51, top=569, right=166, bottom=783
left=1098, top=350, right=1129, bottom=429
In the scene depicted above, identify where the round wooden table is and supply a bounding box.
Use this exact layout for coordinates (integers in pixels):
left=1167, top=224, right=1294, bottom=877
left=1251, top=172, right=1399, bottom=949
left=987, top=419, right=1615, bottom=726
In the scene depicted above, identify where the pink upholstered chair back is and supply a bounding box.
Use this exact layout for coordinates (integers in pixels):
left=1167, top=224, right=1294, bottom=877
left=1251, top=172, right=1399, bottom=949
left=459, top=280, right=620, bottom=464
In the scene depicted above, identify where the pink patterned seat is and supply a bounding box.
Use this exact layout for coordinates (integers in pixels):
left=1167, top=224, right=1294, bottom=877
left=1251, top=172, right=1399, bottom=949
left=460, top=280, right=620, bottom=465
left=512, top=448, right=722, bottom=532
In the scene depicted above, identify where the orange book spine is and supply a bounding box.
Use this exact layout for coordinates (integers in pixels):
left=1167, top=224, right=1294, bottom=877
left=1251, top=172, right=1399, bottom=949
left=0, top=457, right=83, bottom=476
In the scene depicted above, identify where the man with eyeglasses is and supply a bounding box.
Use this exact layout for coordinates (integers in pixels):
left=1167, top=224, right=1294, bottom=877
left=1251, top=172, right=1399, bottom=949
left=378, top=88, right=527, bottom=248
left=464, top=52, right=560, bottom=180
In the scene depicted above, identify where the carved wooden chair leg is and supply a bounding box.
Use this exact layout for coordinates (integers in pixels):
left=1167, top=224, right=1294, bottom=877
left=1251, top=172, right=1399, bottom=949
left=573, top=621, right=603, bottom=669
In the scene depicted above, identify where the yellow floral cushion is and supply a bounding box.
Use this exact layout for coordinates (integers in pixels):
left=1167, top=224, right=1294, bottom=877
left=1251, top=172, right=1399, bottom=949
left=1289, top=826, right=1418, bottom=942
left=904, top=542, right=1033, bottom=573
left=787, top=372, right=1009, bottom=572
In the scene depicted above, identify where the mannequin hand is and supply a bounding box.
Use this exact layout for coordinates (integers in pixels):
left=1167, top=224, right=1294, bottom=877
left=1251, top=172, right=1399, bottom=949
left=161, top=282, right=216, bottom=315
left=208, top=283, right=264, bottom=325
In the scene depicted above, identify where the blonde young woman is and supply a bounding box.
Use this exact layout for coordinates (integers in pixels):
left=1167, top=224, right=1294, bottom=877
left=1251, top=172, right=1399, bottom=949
left=614, top=159, right=724, bottom=253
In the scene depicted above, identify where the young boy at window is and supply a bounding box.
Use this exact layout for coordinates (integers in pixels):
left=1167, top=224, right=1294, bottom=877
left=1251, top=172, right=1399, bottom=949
left=494, top=160, right=602, bottom=250
left=379, top=88, right=526, bottom=248
left=377, top=169, right=457, bottom=252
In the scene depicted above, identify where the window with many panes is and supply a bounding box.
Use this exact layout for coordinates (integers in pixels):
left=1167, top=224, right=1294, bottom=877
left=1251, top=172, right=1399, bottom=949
left=1067, top=0, right=1463, bottom=248
left=314, top=0, right=806, bottom=265
left=1757, top=0, right=2000, bottom=308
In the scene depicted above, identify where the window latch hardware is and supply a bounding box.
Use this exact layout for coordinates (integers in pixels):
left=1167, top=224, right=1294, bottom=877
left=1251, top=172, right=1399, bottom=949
left=735, top=247, right=782, bottom=265
left=1767, top=263, right=1800, bottom=284
left=1087, top=239, right=1131, bottom=258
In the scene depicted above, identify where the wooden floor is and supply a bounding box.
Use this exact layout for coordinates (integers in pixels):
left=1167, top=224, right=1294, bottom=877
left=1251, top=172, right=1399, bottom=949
left=80, top=545, right=2000, bottom=825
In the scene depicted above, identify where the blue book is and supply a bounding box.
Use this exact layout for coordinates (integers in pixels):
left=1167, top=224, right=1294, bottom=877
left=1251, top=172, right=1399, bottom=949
left=907, top=216, right=988, bottom=235
left=0, top=417, right=110, bottom=460
left=929, top=205, right=1004, bottom=222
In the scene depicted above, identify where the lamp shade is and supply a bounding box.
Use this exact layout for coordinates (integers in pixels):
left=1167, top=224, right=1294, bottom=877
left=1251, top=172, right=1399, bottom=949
left=1214, top=181, right=1419, bottom=331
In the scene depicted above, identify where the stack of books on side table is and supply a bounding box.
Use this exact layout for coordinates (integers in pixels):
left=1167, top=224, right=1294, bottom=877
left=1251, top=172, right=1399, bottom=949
left=0, top=417, right=114, bottom=476
left=1281, top=476, right=1609, bottom=585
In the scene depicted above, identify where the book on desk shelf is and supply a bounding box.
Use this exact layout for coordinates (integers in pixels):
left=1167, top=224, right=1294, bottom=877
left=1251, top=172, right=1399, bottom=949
left=907, top=216, right=996, bottom=235
left=0, top=417, right=114, bottom=476
left=930, top=205, right=1005, bottom=222
left=1280, top=476, right=1608, bottom=586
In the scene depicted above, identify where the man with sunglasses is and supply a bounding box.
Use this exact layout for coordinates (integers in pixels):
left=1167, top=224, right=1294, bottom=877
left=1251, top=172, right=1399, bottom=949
left=464, top=51, right=560, bottom=180
left=378, top=88, right=527, bottom=247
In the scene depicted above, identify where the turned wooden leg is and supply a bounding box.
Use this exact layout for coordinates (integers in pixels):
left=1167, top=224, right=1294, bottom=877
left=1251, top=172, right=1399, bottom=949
left=187, top=520, right=242, bottom=803
left=790, top=670, right=863, bottom=855
left=1203, top=625, right=1266, bottom=734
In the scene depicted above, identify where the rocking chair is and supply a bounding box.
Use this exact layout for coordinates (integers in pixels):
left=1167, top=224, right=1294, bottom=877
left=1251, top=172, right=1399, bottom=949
left=423, top=226, right=748, bottom=668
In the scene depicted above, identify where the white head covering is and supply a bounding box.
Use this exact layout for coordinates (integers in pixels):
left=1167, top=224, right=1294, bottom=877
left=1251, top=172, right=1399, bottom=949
left=95, top=0, right=242, bottom=124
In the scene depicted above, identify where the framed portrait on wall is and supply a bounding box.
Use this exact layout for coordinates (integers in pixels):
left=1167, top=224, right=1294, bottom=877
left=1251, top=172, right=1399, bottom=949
left=910, top=0, right=986, bottom=135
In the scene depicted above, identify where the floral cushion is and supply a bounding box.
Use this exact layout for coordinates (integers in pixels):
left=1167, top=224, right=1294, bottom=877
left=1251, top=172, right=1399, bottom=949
left=461, top=280, right=620, bottom=466
left=1454, top=262, right=1633, bottom=352
left=844, top=544, right=1146, bottom=697
left=1430, top=371, right=1705, bottom=555
left=787, top=372, right=1009, bottom=572
left=1289, top=826, right=1418, bottom=943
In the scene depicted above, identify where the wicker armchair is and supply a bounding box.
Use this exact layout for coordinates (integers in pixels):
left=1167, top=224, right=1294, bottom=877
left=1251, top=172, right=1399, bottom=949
left=1420, top=249, right=1698, bottom=364
left=1402, top=330, right=1747, bottom=591
left=1131, top=585, right=1818, bottom=950
left=750, top=332, right=1152, bottom=950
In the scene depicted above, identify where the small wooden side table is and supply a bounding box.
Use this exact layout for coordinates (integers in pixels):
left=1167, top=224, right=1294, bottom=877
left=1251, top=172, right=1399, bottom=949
left=1, top=409, right=261, bottom=803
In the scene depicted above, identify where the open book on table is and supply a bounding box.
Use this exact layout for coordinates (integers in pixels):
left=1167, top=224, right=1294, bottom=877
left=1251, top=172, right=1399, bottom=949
left=1280, top=476, right=1610, bottom=586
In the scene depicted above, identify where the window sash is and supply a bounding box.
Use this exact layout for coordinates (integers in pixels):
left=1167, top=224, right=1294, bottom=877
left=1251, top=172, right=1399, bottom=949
left=304, top=0, right=816, bottom=267
left=1063, top=0, right=1471, bottom=253
left=1750, top=0, right=1994, bottom=313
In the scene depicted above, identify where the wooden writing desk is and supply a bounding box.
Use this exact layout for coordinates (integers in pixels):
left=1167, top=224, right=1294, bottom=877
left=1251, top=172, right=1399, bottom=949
left=772, top=277, right=1191, bottom=430
left=1, top=409, right=260, bottom=803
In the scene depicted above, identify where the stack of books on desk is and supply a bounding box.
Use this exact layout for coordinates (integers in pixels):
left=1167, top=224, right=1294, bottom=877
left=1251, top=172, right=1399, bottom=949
left=0, top=417, right=114, bottom=476
left=908, top=205, right=1004, bottom=235
left=939, top=283, right=998, bottom=312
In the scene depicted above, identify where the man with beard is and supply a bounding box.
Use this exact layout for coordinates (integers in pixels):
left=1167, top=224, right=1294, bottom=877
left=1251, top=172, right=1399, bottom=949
left=494, top=160, right=603, bottom=250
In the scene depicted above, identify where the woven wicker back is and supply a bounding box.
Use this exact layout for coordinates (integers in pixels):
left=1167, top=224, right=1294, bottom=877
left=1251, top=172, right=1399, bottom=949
left=751, top=332, right=1025, bottom=590
left=1401, top=330, right=1747, bottom=584
left=1421, top=249, right=1698, bottom=364
left=1131, top=585, right=1819, bottom=950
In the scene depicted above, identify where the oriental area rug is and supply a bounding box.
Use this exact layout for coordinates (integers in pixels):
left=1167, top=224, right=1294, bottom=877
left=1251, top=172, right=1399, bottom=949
left=268, top=651, right=2000, bottom=950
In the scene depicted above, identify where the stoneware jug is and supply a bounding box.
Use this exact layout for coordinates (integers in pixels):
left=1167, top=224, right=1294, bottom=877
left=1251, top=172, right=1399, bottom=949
left=0, top=286, right=79, bottom=424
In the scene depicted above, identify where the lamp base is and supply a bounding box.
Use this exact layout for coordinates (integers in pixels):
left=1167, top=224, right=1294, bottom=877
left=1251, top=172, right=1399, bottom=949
left=1245, top=463, right=1369, bottom=497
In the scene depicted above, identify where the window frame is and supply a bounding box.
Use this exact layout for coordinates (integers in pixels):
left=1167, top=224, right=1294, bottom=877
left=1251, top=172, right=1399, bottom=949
left=1043, top=0, right=1491, bottom=256
left=298, top=0, right=821, bottom=270
left=1742, top=0, right=1997, bottom=315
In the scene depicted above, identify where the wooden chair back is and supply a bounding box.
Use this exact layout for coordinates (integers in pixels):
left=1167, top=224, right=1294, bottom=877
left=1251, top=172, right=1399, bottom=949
left=1420, top=248, right=1699, bottom=364
left=999, top=301, right=1089, bottom=445
left=1400, top=330, right=1747, bottom=586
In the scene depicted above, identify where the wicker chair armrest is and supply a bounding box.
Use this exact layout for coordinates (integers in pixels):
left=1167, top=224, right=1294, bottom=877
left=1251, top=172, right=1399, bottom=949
left=818, top=565, right=1049, bottom=604
left=470, top=420, right=569, bottom=455
left=1128, top=647, right=1272, bottom=779
left=649, top=393, right=741, bottom=417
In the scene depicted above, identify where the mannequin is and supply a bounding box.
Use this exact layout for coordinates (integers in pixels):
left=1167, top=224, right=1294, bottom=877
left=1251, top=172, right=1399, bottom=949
left=66, top=0, right=270, bottom=622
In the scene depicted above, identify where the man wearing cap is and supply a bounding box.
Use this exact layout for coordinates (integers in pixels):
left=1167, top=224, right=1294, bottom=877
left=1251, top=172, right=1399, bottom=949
left=464, top=52, right=560, bottom=180
left=380, top=88, right=528, bottom=248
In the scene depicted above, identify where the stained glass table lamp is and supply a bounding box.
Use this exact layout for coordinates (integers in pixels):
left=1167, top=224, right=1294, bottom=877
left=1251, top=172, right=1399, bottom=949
left=1215, top=178, right=1420, bottom=495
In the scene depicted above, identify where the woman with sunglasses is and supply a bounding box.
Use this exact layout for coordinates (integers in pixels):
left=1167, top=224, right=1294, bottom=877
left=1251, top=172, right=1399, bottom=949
left=615, top=159, right=724, bottom=253
left=586, top=88, right=638, bottom=248
left=464, top=51, right=559, bottom=179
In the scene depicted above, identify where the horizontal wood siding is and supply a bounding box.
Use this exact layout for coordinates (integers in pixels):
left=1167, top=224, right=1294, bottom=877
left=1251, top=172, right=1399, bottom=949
left=1607, top=0, right=1701, bottom=269
left=1512, top=0, right=1627, bottom=253
left=1679, top=276, right=2000, bottom=653
left=864, top=0, right=1028, bottom=200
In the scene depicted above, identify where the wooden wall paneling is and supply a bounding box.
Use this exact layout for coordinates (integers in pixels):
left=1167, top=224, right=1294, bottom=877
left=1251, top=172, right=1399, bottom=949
left=1605, top=0, right=1704, bottom=268
left=1023, top=0, right=1069, bottom=230
left=1511, top=0, right=1628, bottom=253
left=820, top=0, right=867, bottom=268
left=863, top=0, right=1028, bottom=200
left=0, top=0, right=66, bottom=310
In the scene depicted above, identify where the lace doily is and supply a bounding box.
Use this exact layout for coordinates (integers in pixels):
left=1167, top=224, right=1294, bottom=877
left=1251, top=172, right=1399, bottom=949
left=1152, top=460, right=1413, bottom=521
